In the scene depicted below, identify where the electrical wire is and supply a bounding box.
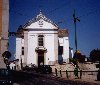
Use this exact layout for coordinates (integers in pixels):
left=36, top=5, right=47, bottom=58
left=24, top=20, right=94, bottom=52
left=46, top=0, right=71, bottom=15
left=9, top=1, right=100, bottom=35
left=79, top=9, right=100, bottom=18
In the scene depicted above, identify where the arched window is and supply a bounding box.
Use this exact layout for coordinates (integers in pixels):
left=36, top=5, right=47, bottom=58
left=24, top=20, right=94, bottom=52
left=38, top=35, right=44, bottom=46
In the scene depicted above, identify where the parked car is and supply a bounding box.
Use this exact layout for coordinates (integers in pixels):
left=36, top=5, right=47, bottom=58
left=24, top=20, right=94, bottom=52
left=37, top=65, right=52, bottom=74
left=0, top=68, right=13, bottom=85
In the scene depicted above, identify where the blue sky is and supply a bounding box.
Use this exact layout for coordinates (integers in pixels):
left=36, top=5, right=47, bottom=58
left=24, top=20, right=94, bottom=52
left=9, top=0, right=100, bottom=57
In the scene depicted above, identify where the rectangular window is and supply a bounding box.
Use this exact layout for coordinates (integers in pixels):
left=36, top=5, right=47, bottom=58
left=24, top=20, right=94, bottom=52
left=58, top=46, right=63, bottom=55
left=22, top=47, right=24, bottom=55
left=38, top=35, right=44, bottom=46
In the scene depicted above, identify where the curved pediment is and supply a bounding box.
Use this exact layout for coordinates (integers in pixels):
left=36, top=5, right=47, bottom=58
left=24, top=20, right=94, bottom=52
left=26, top=19, right=58, bottom=29
left=23, top=12, right=58, bottom=30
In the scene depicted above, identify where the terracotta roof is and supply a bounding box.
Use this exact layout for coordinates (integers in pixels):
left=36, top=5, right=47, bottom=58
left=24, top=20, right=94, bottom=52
left=16, top=25, right=24, bottom=38
left=58, top=29, right=68, bottom=37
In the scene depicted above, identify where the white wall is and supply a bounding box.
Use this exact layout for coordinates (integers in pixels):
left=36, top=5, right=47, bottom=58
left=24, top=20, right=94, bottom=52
left=25, top=18, right=58, bottom=65
left=21, top=39, right=24, bottom=64
left=27, top=32, right=37, bottom=65
left=59, top=37, right=69, bottom=62
left=27, top=19, right=57, bottom=29
left=16, top=38, right=22, bottom=66
left=26, top=30, right=58, bottom=65
left=45, top=34, right=57, bottom=65
left=24, top=31, right=28, bottom=65
left=63, top=37, right=69, bottom=62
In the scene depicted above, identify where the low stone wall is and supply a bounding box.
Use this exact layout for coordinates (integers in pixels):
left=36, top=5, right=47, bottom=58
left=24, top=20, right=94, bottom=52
left=51, top=64, right=98, bottom=80
left=53, top=70, right=98, bottom=80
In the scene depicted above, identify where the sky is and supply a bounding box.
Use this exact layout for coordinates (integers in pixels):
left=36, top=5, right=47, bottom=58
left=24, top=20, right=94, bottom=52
left=9, top=0, right=100, bottom=58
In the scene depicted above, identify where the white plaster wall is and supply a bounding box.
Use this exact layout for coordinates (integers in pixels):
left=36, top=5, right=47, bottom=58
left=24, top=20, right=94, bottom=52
left=54, top=34, right=58, bottom=62
left=16, top=38, right=22, bottom=66
left=26, top=30, right=57, bottom=34
left=21, top=55, right=24, bottom=63
left=21, top=39, right=24, bottom=47
left=21, top=39, right=24, bottom=64
left=27, top=19, right=57, bottom=29
left=27, top=32, right=37, bottom=65
left=63, top=37, right=69, bottom=61
left=24, top=31, right=28, bottom=65
left=26, top=19, right=58, bottom=65
left=71, top=49, right=74, bottom=58
left=59, top=37, right=69, bottom=62
left=26, top=30, right=58, bottom=65
left=45, top=34, right=56, bottom=65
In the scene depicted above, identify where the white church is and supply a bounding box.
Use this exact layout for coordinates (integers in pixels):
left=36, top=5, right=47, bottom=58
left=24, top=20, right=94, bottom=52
left=15, top=12, right=70, bottom=68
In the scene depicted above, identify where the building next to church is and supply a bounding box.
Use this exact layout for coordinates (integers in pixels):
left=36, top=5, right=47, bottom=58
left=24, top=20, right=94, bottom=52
left=15, top=12, right=70, bottom=69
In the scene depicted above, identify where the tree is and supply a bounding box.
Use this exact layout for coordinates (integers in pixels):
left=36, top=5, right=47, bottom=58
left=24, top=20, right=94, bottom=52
left=73, top=51, right=86, bottom=63
left=90, top=49, right=100, bottom=62
left=2, top=51, right=11, bottom=59
left=2, top=51, right=11, bottom=65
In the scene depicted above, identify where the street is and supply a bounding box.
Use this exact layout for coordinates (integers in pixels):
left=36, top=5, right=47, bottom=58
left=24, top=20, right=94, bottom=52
left=12, top=73, right=100, bottom=85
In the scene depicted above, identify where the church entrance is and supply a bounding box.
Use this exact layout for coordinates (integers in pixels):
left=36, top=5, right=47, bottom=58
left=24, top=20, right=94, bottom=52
left=38, top=50, right=44, bottom=66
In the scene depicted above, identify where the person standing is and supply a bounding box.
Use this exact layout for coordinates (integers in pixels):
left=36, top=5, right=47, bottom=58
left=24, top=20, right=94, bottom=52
left=74, top=65, right=79, bottom=79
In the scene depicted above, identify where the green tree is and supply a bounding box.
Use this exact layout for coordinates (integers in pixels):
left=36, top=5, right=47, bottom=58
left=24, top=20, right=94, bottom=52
left=90, top=49, right=100, bottom=62
left=2, top=51, right=11, bottom=65
left=73, top=51, right=86, bottom=63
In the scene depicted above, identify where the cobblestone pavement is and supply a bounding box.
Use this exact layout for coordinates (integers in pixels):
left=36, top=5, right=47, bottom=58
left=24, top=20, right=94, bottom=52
left=13, top=73, right=100, bottom=85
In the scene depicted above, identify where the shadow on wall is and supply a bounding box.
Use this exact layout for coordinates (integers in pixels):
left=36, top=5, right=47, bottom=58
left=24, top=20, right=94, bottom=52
left=58, top=55, right=63, bottom=64
left=58, top=46, right=63, bottom=64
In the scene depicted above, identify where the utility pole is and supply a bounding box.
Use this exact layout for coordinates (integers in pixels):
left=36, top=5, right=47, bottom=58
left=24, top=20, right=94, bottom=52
left=73, top=10, right=80, bottom=52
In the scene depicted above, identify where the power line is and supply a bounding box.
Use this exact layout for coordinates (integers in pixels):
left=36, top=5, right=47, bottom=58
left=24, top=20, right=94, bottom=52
left=56, top=9, right=100, bottom=25
left=46, top=0, right=71, bottom=15
left=9, top=9, right=25, bottom=16
left=10, top=1, right=71, bottom=17
left=9, top=9, right=100, bottom=37
left=79, top=9, right=100, bottom=18
left=9, top=1, right=100, bottom=29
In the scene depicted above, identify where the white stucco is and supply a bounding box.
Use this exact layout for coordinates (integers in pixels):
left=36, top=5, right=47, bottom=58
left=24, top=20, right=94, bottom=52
left=27, top=19, right=57, bottom=29
left=27, top=32, right=37, bottom=65
left=16, top=38, right=22, bottom=66
left=45, top=34, right=57, bottom=65
left=58, top=37, right=69, bottom=62
left=26, top=29, right=58, bottom=65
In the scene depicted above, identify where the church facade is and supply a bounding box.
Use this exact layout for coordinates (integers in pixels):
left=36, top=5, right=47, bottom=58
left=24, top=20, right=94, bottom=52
left=15, top=12, right=69, bottom=68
